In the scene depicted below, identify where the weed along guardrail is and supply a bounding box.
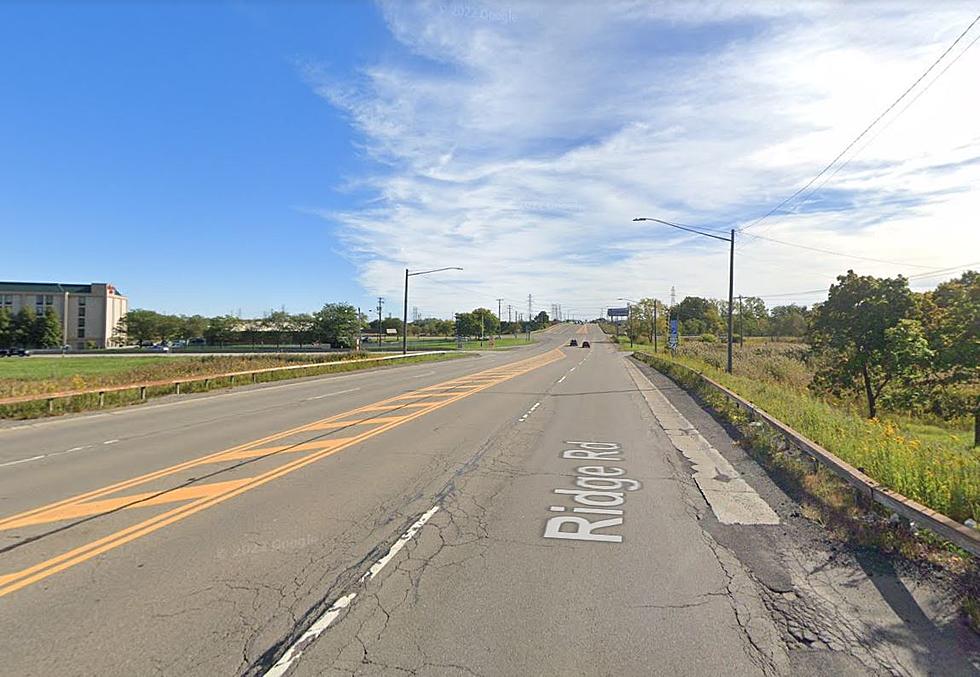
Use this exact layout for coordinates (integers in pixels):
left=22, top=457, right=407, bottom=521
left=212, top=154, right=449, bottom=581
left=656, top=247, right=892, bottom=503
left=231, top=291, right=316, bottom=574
left=0, top=351, right=456, bottom=419
left=631, top=353, right=980, bottom=558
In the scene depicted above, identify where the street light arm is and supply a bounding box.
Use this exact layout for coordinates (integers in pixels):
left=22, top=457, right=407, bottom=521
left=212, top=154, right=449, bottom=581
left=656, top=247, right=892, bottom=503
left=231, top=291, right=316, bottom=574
left=633, top=217, right=730, bottom=242
left=408, top=266, right=464, bottom=277
left=403, top=265, right=462, bottom=355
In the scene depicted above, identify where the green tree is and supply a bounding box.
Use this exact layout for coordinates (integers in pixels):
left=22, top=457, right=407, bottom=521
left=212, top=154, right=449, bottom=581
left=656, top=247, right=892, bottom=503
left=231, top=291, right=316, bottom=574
left=0, top=308, right=12, bottom=347
left=182, top=315, right=209, bottom=340
left=290, top=313, right=315, bottom=346
left=313, top=303, right=360, bottom=348
left=35, top=308, right=63, bottom=348
left=770, top=305, right=808, bottom=337
left=809, top=271, right=920, bottom=418
left=674, top=297, right=723, bottom=335
left=918, top=270, right=979, bottom=440
left=471, top=308, right=499, bottom=336
left=920, top=271, right=978, bottom=385
left=11, top=307, right=36, bottom=347
left=454, top=312, right=478, bottom=337
left=630, top=298, right=667, bottom=345
left=204, top=315, right=236, bottom=346
left=263, top=310, right=293, bottom=349
left=121, top=309, right=162, bottom=344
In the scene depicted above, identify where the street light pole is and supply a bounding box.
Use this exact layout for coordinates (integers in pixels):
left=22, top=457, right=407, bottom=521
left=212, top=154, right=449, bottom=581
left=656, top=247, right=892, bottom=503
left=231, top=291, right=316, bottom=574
left=403, top=266, right=463, bottom=355
left=727, top=228, right=735, bottom=374
left=633, top=217, right=735, bottom=373
left=403, top=268, right=409, bottom=355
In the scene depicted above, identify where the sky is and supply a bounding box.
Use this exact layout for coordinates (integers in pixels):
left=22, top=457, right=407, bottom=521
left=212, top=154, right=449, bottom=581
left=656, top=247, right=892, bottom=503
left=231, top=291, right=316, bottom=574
left=2, top=1, right=978, bottom=320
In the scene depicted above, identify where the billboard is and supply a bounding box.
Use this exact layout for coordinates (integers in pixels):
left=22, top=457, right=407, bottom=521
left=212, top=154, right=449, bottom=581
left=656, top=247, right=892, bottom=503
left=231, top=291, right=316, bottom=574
left=607, top=307, right=629, bottom=318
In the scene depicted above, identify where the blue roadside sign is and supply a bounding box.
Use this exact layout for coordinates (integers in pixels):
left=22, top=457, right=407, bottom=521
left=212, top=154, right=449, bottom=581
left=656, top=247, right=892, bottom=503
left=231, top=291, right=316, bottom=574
left=668, top=318, right=679, bottom=349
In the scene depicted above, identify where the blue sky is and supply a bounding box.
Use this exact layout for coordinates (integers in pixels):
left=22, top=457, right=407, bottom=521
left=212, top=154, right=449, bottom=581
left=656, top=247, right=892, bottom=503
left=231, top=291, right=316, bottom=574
left=1, top=2, right=389, bottom=315
left=3, top=2, right=978, bottom=319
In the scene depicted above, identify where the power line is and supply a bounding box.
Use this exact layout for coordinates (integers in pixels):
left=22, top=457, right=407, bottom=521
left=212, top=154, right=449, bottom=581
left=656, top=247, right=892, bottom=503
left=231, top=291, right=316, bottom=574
left=749, top=259, right=979, bottom=300
left=740, top=232, right=936, bottom=268
left=739, top=12, right=980, bottom=234
left=755, top=28, right=980, bottom=235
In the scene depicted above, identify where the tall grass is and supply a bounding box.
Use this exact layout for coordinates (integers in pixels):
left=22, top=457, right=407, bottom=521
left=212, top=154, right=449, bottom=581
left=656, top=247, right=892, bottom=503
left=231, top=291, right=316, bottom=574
left=633, top=346, right=980, bottom=524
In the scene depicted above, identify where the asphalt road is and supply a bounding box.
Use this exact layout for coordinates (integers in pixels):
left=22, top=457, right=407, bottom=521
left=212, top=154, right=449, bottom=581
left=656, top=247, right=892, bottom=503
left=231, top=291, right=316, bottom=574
left=0, top=324, right=976, bottom=676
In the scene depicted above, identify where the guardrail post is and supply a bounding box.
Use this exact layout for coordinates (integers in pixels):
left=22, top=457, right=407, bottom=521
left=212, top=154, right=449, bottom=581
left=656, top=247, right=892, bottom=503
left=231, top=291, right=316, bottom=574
left=48, top=398, right=54, bottom=413
left=230, top=375, right=235, bottom=386
left=99, top=391, right=105, bottom=408
left=204, top=378, right=210, bottom=390
left=251, top=373, right=257, bottom=384
left=175, top=382, right=181, bottom=395
left=139, top=386, right=146, bottom=401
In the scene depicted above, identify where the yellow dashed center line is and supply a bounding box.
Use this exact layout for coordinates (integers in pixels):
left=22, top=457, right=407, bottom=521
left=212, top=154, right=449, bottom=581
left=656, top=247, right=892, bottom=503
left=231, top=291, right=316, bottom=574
left=0, top=348, right=565, bottom=598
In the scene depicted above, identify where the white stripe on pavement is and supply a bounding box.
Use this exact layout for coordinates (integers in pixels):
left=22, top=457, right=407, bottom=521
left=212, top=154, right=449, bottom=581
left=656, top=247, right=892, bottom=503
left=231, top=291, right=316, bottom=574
left=625, top=359, right=779, bottom=526
left=263, top=505, right=441, bottom=677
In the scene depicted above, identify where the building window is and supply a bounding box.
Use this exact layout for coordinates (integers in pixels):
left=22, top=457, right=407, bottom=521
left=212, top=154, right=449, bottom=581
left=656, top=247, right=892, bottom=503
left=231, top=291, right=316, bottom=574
left=0, top=295, right=11, bottom=309
left=78, top=297, right=86, bottom=306
left=77, top=327, right=85, bottom=338
left=78, top=306, right=86, bottom=318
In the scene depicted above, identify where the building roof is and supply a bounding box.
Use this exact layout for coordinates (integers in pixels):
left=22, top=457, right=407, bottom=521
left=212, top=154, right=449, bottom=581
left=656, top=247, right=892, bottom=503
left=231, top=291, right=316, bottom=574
left=0, top=282, right=123, bottom=295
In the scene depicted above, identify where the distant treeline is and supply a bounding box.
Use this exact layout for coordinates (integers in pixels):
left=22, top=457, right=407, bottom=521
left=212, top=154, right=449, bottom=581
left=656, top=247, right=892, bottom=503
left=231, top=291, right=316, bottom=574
left=610, top=270, right=978, bottom=426
left=112, top=306, right=555, bottom=348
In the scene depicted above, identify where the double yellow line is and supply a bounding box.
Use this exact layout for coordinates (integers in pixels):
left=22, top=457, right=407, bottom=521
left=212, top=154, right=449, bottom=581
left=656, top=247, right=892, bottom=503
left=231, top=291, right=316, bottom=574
left=0, top=348, right=564, bottom=598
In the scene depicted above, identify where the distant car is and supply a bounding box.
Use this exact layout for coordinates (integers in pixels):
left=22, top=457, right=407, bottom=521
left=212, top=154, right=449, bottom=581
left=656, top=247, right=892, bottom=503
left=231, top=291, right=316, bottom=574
left=569, top=339, right=578, bottom=346
left=582, top=341, right=590, bottom=348
left=6, top=348, right=31, bottom=357
left=146, top=344, right=170, bottom=353
left=189, top=337, right=206, bottom=346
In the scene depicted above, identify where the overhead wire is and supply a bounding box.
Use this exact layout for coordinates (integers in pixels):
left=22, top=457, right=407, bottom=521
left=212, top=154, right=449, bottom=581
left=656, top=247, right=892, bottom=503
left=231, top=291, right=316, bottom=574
left=738, top=12, right=980, bottom=234
left=754, top=28, right=980, bottom=235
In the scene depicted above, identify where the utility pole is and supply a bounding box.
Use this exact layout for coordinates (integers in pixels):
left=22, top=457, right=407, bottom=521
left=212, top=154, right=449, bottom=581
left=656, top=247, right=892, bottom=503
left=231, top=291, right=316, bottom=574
left=739, top=295, right=744, bottom=348
left=727, top=229, right=735, bottom=374
left=527, top=294, right=533, bottom=342
left=627, top=302, right=634, bottom=348
left=377, top=297, right=384, bottom=349
left=496, top=298, right=503, bottom=338
left=652, top=300, right=658, bottom=353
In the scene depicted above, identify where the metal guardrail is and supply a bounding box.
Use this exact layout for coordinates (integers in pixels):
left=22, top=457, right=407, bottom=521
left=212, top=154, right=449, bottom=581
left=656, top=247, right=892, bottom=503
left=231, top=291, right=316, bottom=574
left=633, top=354, right=980, bottom=557
left=0, top=351, right=452, bottom=412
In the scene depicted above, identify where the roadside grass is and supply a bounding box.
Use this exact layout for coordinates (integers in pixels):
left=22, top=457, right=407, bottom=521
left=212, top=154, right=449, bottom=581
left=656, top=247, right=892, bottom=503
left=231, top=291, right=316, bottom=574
left=0, top=352, right=468, bottom=419
left=631, top=350, right=980, bottom=630
left=0, top=356, right=177, bottom=383
left=0, top=354, right=366, bottom=398
left=628, top=346, right=979, bottom=524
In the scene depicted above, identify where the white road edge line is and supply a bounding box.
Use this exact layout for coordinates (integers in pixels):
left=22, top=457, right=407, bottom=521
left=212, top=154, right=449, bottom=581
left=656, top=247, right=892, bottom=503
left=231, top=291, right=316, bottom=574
left=0, top=455, right=46, bottom=468
left=103, top=439, right=119, bottom=445
left=263, top=505, right=441, bottom=677
left=304, top=387, right=362, bottom=401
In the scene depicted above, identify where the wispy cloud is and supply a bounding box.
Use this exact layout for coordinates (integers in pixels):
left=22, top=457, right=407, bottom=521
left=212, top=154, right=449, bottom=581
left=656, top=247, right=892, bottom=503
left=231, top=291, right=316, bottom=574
left=305, top=0, right=980, bottom=316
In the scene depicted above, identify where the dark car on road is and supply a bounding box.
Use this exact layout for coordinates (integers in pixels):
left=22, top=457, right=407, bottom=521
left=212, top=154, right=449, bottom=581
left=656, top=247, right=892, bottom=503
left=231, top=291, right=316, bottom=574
left=569, top=339, right=578, bottom=346
left=582, top=341, right=590, bottom=348
left=1, top=348, right=31, bottom=357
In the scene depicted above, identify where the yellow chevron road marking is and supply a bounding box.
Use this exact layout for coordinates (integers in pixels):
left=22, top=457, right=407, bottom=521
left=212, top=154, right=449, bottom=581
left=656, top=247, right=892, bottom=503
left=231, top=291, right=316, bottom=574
left=0, top=348, right=565, bottom=598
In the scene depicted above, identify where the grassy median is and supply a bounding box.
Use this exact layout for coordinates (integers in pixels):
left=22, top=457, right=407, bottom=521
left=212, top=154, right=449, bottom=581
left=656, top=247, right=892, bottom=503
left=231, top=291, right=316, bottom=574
left=0, top=352, right=467, bottom=419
